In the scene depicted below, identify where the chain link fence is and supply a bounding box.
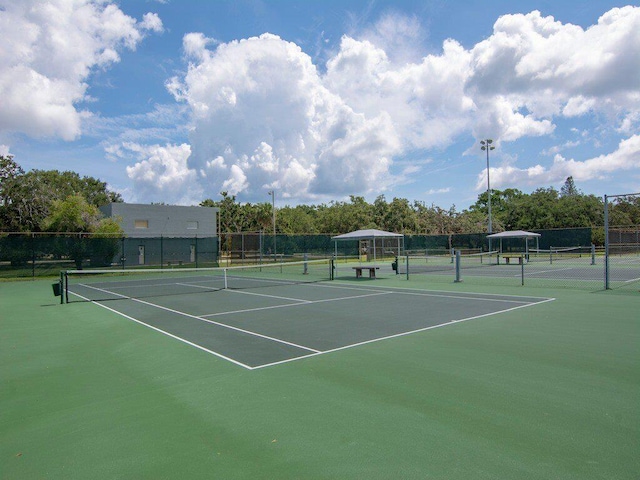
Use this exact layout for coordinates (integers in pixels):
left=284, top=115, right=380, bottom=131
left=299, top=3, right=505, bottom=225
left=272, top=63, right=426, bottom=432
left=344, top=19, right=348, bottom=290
left=605, top=192, right=640, bottom=291
left=4, top=227, right=637, bottom=291
left=0, top=233, right=218, bottom=278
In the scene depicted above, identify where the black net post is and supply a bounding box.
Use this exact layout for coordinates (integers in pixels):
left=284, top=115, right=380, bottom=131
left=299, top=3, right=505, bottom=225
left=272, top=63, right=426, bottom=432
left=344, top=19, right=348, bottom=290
left=64, top=271, right=69, bottom=304
left=59, top=271, right=64, bottom=304
left=604, top=195, right=610, bottom=289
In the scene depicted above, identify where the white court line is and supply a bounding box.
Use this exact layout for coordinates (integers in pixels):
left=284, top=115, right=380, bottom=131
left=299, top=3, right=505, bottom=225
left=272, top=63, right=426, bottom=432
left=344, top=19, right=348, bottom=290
left=68, top=291, right=253, bottom=369
left=318, top=281, right=551, bottom=305
left=318, top=280, right=554, bottom=302
left=385, top=289, right=533, bottom=304
left=200, top=290, right=394, bottom=318
left=75, top=283, right=322, bottom=354
left=185, top=283, right=312, bottom=304
left=518, top=266, right=576, bottom=277
left=90, top=276, right=224, bottom=291
left=70, top=280, right=556, bottom=370
left=251, top=296, right=557, bottom=370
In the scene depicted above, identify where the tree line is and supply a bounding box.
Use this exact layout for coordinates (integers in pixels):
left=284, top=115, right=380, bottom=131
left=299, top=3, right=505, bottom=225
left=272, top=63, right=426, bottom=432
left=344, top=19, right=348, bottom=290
left=2, top=155, right=639, bottom=238
left=1, top=155, right=122, bottom=234
left=202, top=181, right=639, bottom=240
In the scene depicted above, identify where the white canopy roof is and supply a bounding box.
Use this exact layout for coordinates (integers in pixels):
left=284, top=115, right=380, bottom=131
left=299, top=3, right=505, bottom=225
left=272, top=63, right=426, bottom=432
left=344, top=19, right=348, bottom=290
left=331, top=229, right=403, bottom=241
left=487, top=230, right=541, bottom=239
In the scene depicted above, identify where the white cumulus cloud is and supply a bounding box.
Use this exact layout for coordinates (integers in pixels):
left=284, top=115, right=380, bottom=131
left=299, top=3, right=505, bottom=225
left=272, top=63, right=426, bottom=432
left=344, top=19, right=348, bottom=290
left=0, top=0, right=162, bottom=141
left=168, top=33, right=401, bottom=202
left=137, top=7, right=640, bottom=203
left=479, top=135, right=640, bottom=190
left=121, top=143, right=201, bottom=205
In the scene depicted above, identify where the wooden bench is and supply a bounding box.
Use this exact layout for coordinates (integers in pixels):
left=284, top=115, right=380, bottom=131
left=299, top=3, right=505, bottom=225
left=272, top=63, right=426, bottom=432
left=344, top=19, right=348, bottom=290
left=353, top=266, right=379, bottom=278
left=501, top=255, right=523, bottom=265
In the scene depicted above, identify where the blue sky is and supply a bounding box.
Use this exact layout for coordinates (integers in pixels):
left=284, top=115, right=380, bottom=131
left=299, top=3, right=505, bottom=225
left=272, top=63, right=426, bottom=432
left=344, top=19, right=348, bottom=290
left=1, top=0, right=639, bottom=210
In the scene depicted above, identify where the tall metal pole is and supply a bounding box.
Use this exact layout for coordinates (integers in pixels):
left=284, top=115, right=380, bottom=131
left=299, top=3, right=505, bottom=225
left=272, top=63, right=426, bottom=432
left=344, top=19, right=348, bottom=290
left=268, top=190, right=276, bottom=261
left=481, top=139, right=495, bottom=252
left=480, top=139, right=495, bottom=234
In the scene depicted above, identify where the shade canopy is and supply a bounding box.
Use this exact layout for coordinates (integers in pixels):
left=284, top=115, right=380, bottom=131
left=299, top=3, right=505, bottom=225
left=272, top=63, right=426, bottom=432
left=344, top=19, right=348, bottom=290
left=486, top=230, right=541, bottom=239
left=331, top=229, right=404, bottom=241
left=486, top=230, right=540, bottom=254
left=332, top=229, right=404, bottom=264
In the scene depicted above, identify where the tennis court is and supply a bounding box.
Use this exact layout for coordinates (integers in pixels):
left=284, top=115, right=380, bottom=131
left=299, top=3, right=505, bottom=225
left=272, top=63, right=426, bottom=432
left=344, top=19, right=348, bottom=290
left=3, top=254, right=639, bottom=480
left=398, top=249, right=640, bottom=288
left=63, top=261, right=553, bottom=369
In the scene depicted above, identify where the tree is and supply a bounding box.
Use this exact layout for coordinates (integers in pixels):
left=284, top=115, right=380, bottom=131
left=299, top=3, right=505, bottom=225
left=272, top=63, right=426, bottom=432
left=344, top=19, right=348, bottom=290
left=201, top=192, right=245, bottom=232
left=0, top=155, right=25, bottom=230
left=610, top=196, right=640, bottom=226
left=43, top=195, right=124, bottom=268
left=43, top=195, right=101, bottom=233
left=560, top=176, right=580, bottom=197
left=277, top=205, right=318, bottom=234
left=0, top=157, right=122, bottom=232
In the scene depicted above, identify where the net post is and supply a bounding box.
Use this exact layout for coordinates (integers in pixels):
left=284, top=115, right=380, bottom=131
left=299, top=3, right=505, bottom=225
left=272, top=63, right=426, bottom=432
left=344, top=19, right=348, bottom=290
left=59, top=271, right=64, bottom=304
left=404, top=254, right=409, bottom=280
left=454, top=250, right=462, bottom=282
left=604, top=195, right=610, bottom=289
left=591, top=244, right=596, bottom=266
left=64, top=271, right=69, bottom=304
left=121, top=237, right=126, bottom=269
left=330, top=257, right=334, bottom=280
left=31, top=233, right=35, bottom=278
left=521, top=259, right=525, bottom=286
left=223, top=268, right=228, bottom=289
left=303, top=252, right=308, bottom=275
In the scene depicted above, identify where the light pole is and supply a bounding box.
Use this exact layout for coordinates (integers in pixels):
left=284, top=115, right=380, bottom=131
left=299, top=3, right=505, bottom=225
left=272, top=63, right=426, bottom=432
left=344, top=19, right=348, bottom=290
left=268, top=190, right=276, bottom=261
left=480, top=139, right=495, bottom=235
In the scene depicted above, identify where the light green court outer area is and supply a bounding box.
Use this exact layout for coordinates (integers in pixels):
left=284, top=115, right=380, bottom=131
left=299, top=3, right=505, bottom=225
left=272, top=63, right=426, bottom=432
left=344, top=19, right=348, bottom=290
left=1, top=277, right=638, bottom=479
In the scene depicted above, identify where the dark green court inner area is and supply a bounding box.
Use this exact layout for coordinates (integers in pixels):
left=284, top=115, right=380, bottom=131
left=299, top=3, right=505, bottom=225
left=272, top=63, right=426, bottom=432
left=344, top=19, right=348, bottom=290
left=67, top=277, right=551, bottom=369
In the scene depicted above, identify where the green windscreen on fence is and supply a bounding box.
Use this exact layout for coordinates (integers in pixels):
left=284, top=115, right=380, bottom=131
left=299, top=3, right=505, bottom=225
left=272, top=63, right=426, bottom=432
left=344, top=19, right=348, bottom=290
left=0, top=234, right=218, bottom=278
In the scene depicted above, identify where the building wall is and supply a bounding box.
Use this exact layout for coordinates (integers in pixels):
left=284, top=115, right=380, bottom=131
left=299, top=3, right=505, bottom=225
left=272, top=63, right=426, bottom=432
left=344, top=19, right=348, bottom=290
left=99, top=203, right=218, bottom=238
left=98, top=203, right=219, bottom=266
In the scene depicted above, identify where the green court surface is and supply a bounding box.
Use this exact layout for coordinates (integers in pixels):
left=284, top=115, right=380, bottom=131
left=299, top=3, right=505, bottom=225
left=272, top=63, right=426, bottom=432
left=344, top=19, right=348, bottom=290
left=1, top=275, right=638, bottom=479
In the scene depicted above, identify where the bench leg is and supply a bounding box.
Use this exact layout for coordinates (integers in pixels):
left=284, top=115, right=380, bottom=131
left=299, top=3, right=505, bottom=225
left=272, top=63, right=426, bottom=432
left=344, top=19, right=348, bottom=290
left=370, top=269, right=376, bottom=278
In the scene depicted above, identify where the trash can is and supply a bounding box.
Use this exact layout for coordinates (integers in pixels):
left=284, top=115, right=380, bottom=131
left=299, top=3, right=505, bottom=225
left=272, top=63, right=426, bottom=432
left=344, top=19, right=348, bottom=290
left=52, top=282, right=61, bottom=297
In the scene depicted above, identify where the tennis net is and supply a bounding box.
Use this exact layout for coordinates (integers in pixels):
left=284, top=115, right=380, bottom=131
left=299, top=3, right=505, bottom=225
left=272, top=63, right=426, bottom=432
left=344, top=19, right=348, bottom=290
left=397, top=251, right=499, bottom=277
left=528, top=246, right=594, bottom=264
left=63, top=258, right=334, bottom=303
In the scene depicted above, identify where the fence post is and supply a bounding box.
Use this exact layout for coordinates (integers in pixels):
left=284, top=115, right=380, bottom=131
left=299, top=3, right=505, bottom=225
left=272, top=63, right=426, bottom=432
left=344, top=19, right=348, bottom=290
left=31, top=233, right=35, bottom=278
left=454, top=250, right=462, bottom=282
left=604, top=195, right=609, bottom=289
left=121, top=237, right=126, bottom=269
